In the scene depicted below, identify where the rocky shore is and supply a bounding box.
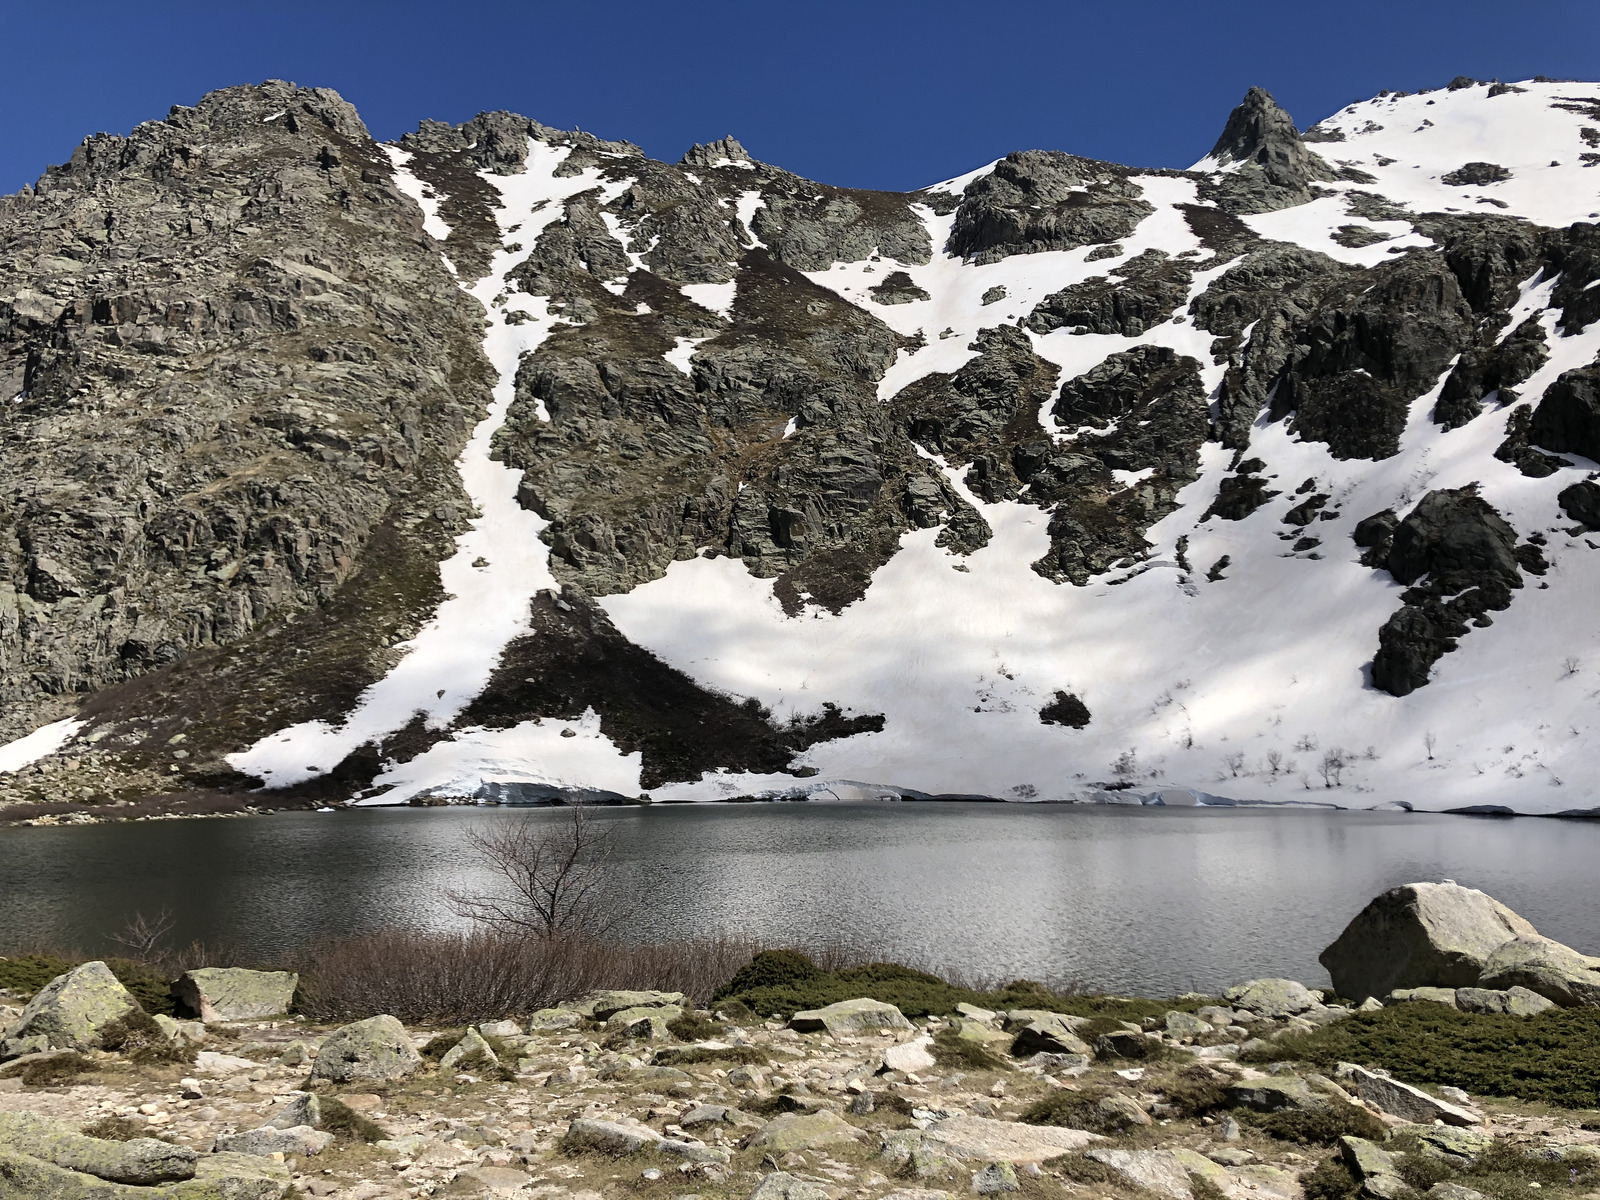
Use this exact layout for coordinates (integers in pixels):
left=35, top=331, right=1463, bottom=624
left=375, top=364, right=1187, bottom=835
left=3, top=884, right=1599, bottom=1200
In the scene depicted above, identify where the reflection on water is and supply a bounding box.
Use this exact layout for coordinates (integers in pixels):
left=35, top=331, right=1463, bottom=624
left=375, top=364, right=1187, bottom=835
left=2, top=804, right=1596, bottom=996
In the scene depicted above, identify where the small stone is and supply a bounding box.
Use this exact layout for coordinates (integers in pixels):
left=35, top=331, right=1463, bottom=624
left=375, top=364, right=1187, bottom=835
left=971, top=1162, right=1021, bottom=1193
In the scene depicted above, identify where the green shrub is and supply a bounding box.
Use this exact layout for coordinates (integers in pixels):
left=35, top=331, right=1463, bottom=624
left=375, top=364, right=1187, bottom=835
left=1301, top=1156, right=1360, bottom=1200
left=0, top=954, right=78, bottom=997
left=1189, top=1172, right=1229, bottom=1200
left=653, top=1045, right=768, bottom=1067
left=929, top=1029, right=1009, bottom=1072
left=1044, top=1152, right=1121, bottom=1186
left=99, top=1010, right=196, bottom=1066
left=1020, top=1088, right=1147, bottom=1136
left=1159, top=1065, right=1232, bottom=1118
left=712, top=949, right=823, bottom=1000
left=1389, top=1137, right=1600, bottom=1200
left=1239, top=1099, right=1388, bottom=1146
left=317, top=1097, right=386, bottom=1143
left=104, top=960, right=177, bottom=1018
left=0, top=1051, right=95, bottom=1087
left=1248, top=1003, right=1600, bottom=1108
left=666, top=1012, right=725, bottom=1042
left=418, top=1031, right=466, bottom=1061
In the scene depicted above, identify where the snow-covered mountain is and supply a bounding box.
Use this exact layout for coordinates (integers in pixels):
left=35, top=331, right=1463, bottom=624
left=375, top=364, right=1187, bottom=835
left=2, top=77, right=1599, bottom=815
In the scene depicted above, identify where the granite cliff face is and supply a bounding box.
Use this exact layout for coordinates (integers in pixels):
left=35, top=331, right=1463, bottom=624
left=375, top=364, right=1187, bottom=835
left=3, top=79, right=1600, bottom=814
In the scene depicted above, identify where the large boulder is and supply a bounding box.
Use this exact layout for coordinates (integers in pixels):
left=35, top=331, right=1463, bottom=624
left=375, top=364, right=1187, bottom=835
left=0, top=1112, right=196, bottom=1183
left=788, top=998, right=913, bottom=1035
left=1477, top=937, right=1600, bottom=1007
left=172, top=968, right=297, bottom=1023
left=309, top=1015, right=421, bottom=1083
left=1, top=962, right=140, bottom=1052
left=1319, top=883, right=1538, bottom=1001
left=1336, top=1063, right=1481, bottom=1126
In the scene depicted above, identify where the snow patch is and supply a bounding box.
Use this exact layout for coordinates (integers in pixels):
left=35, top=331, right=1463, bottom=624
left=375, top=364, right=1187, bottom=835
left=0, top=718, right=85, bottom=774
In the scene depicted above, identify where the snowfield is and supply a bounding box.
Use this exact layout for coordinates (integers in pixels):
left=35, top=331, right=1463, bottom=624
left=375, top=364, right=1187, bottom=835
left=9, top=80, right=1592, bottom=815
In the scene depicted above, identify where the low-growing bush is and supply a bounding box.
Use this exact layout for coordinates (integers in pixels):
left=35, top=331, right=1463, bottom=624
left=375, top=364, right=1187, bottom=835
left=1238, top=1099, right=1388, bottom=1146
left=1389, top=1136, right=1600, bottom=1200
left=653, top=1045, right=768, bottom=1067
left=1189, top=1172, right=1229, bottom=1200
left=1301, top=1156, right=1359, bottom=1200
left=666, top=1012, right=725, bottom=1042
left=99, top=1010, right=196, bottom=1066
left=1020, top=1088, right=1149, bottom=1136
left=317, top=1096, right=386, bottom=1143
left=81, top=1116, right=145, bottom=1141
left=0, top=1051, right=95, bottom=1087
left=1158, top=1065, right=1231, bottom=1118
left=1044, top=1152, right=1121, bottom=1186
left=929, top=1029, right=1009, bottom=1072
left=1248, top=1003, right=1600, bottom=1108
left=0, top=954, right=78, bottom=997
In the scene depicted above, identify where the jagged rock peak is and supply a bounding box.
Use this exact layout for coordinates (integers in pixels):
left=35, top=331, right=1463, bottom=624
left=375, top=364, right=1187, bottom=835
left=399, top=110, right=643, bottom=175
left=680, top=135, right=752, bottom=168
left=1208, top=86, right=1311, bottom=171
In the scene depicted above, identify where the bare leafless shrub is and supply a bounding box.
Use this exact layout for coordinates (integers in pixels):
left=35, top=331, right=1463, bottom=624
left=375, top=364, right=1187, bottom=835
left=107, top=909, right=175, bottom=960
left=445, top=806, right=627, bottom=940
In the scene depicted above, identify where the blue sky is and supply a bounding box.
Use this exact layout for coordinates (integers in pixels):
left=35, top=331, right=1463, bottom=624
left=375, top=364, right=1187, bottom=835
left=4, top=1, right=1598, bottom=195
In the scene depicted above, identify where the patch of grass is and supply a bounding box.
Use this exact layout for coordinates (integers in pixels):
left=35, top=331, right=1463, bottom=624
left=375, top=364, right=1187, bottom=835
left=99, top=1010, right=196, bottom=1066
left=1249, top=1003, right=1600, bottom=1109
left=930, top=1028, right=1010, bottom=1072
left=81, top=1116, right=145, bottom=1141
left=318, top=1096, right=386, bottom=1143
left=0, top=1051, right=95, bottom=1087
left=1237, top=1099, right=1388, bottom=1146
left=666, top=1012, right=725, bottom=1042
left=1189, top=1172, right=1229, bottom=1200
left=654, top=1044, right=769, bottom=1067
left=1301, top=1156, right=1359, bottom=1200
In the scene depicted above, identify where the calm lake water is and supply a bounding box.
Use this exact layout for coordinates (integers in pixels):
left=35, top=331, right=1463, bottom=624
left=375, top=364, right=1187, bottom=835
left=2, top=804, right=1596, bottom=996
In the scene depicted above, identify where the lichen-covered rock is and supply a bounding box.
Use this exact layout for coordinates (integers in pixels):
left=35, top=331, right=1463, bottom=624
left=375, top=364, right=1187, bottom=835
left=1224, top=978, right=1322, bottom=1018
left=172, top=968, right=298, bottom=1023
left=1336, top=1063, right=1482, bottom=1125
left=0, top=1111, right=196, bottom=1183
left=603, top=1004, right=682, bottom=1040
left=1, top=961, right=139, bottom=1052
left=439, top=1026, right=501, bottom=1070
left=309, top=1014, right=421, bottom=1083
left=745, top=1109, right=863, bottom=1152
left=0, top=1146, right=288, bottom=1199
left=215, top=1125, right=333, bottom=1157
left=1478, top=936, right=1600, bottom=1007
left=788, top=997, right=913, bottom=1035
left=1320, top=882, right=1539, bottom=1001
left=1085, top=1147, right=1232, bottom=1200
left=1454, top=985, right=1558, bottom=1016
left=924, top=1114, right=1102, bottom=1164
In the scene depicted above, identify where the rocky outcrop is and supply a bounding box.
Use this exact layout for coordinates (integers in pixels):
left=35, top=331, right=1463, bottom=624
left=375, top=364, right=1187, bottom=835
left=1200, top=87, right=1337, bottom=214
left=1529, top=363, right=1600, bottom=463
left=1369, top=488, right=1527, bottom=696
left=0, top=81, right=490, bottom=766
left=0, top=1112, right=196, bottom=1183
left=946, top=152, right=1155, bottom=264
left=1024, top=250, right=1192, bottom=337
left=1319, top=881, right=1538, bottom=1001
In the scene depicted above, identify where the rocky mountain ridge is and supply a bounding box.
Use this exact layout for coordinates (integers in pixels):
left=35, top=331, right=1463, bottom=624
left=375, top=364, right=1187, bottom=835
left=2, top=77, right=1599, bottom=814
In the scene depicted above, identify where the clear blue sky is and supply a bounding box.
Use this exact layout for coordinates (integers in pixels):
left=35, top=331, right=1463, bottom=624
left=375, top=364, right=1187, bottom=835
left=4, top=1, right=1598, bottom=195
